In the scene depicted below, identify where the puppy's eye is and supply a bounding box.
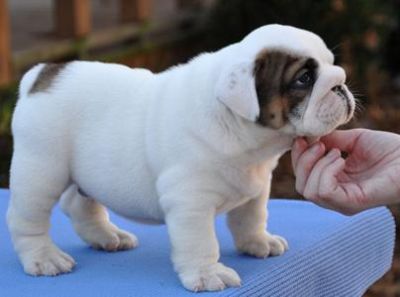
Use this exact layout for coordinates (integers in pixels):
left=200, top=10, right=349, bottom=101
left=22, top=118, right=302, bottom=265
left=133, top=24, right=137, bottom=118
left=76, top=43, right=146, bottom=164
left=293, top=70, right=314, bottom=88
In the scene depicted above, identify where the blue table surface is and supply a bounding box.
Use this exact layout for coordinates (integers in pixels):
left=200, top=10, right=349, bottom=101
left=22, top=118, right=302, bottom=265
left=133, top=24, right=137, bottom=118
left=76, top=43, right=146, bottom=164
left=0, top=189, right=395, bottom=297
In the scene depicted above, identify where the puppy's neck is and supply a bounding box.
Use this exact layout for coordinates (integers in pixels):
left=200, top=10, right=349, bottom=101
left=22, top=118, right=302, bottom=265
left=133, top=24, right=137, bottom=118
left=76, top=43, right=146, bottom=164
left=197, top=92, right=293, bottom=166
left=221, top=111, right=293, bottom=166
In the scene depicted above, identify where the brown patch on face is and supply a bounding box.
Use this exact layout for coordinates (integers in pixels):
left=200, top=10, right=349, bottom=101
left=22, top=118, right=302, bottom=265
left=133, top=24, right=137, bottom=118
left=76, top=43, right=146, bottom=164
left=264, top=96, right=290, bottom=128
left=254, top=49, right=318, bottom=129
left=29, top=63, right=68, bottom=94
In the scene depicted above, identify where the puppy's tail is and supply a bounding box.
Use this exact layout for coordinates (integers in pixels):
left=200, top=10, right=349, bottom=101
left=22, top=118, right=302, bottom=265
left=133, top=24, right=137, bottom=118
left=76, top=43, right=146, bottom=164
left=18, top=63, right=46, bottom=98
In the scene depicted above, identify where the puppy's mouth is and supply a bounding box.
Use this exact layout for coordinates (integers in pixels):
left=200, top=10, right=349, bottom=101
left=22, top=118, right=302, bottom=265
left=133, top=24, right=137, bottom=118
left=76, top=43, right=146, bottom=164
left=303, top=90, right=352, bottom=144
left=291, top=83, right=355, bottom=140
left=331, top=85, right=352, bottom=121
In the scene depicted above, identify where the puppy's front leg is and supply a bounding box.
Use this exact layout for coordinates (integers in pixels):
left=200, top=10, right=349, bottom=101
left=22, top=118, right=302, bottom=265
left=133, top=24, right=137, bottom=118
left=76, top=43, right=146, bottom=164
left=161, top=192, right=241, bottom=292
left=228, top=185, right=289, bottom=258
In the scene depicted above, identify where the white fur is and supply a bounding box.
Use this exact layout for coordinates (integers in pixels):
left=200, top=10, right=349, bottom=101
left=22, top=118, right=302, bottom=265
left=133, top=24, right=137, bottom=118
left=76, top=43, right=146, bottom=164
left=7, top=24, right=354, bottom=291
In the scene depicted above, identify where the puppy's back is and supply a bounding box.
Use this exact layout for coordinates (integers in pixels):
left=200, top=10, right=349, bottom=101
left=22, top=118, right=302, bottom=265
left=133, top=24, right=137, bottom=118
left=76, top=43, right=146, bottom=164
left=13, top=61, right=155, bottom=155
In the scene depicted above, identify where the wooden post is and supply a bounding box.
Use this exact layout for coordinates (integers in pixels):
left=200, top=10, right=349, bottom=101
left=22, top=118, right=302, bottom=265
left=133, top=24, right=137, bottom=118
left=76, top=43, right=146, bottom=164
left=54, top=0, right=91, bottom=38
left=119, top=0, right=152, bottom=23
left=0, top=0, right=12, bottom=86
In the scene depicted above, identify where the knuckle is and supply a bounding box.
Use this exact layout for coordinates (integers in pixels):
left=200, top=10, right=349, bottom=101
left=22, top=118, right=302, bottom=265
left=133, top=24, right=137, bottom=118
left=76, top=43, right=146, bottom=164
left=297, top=161, right=313, bottom=177
left=303, top=188, right=316, bottom=200
left=299, top=152, right=315, bottom=166
left=305, top=188, right=327, bottom=204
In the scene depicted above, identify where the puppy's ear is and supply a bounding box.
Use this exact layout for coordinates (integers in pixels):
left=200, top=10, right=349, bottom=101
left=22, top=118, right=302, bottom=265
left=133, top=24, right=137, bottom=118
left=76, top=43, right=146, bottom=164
left=215, top=61, right=260, bottom=121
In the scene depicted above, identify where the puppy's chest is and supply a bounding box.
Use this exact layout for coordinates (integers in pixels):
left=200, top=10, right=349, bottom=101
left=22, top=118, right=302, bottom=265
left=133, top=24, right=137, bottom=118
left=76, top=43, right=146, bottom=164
left=223, top=164, right=272, bottom=200
left=215, top=165, right=270, bottom=213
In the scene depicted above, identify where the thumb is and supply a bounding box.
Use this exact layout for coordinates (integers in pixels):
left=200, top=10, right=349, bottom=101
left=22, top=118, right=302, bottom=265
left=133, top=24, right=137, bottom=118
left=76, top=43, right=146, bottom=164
left=320, top=129, right=364, bottom=152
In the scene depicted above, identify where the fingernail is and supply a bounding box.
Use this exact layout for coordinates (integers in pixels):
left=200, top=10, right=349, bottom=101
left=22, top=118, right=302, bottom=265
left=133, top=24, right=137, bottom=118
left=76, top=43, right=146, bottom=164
left=310, top=143, right=321, bottom=153
left=327, top=149, right=339, bottom=158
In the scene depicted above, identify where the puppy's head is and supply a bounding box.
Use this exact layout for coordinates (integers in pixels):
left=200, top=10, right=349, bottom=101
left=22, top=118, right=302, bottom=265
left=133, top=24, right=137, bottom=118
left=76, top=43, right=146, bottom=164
left=216, top=24, right=355, bottom=138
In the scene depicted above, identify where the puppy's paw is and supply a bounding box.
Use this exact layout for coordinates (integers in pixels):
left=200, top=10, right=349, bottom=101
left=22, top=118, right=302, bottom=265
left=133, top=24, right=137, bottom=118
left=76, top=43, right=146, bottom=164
left=236, top=233, right=289, bottom=258
left=179, top=263, right=241, bottom=292
left=21, top=245, right=76, bottom=276
left=83, top=224, right=138, bottom=252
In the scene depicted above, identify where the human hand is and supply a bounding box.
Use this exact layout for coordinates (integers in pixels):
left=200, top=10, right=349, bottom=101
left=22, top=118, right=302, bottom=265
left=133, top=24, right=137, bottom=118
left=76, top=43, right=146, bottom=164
left=291, top=129, right=400, bottom=215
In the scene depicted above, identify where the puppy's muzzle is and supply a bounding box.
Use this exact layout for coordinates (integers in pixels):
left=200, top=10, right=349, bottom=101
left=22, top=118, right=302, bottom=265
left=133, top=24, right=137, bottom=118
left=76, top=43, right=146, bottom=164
left=332, top=85, right=352, bottom=118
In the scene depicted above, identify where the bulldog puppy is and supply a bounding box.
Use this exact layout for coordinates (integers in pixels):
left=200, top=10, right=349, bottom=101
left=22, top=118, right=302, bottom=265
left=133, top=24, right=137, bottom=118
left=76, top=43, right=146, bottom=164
left=7, top=24, right=355, bottom=291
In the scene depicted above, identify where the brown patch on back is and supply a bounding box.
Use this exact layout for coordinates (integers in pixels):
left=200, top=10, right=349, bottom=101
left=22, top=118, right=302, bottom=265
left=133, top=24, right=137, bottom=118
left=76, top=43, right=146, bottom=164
left=29, top=63, right=68, bottom=94
left=253, top=49, right=317, bottom=129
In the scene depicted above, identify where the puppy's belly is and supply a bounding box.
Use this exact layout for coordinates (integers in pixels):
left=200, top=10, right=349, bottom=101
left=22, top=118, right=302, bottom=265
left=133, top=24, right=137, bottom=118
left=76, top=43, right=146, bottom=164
left=76, top=168, right=164, bottom=223
left=71, top=140, right=165, bottom=223
left=95, top=182, right=164, bottom=224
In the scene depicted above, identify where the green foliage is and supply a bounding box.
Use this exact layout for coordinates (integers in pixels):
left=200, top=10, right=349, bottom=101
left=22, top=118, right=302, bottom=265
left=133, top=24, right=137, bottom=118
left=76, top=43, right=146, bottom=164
left=0, top=86, right=17, bottom=136
left=384, top=1, right=400, bottom=75
left=0, top=86, right=17, bottom=187
left=207, top=0, right=395, bottom=80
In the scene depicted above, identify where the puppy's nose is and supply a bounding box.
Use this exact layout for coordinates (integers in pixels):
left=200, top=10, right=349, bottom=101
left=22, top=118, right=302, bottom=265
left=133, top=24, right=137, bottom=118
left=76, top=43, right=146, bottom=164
left=332, top=85, right=344, bottom=93
left=332, top=85, right=352, bottom=118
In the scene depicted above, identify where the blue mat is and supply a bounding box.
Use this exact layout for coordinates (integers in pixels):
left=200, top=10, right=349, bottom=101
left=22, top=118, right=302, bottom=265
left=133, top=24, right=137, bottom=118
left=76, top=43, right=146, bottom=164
left=0, top=189, right=395, bottom=296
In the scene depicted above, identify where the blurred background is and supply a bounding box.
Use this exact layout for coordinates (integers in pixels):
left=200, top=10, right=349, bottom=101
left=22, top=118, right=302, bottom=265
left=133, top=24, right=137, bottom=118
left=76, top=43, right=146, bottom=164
left=0, top=0, right=399, bottom=295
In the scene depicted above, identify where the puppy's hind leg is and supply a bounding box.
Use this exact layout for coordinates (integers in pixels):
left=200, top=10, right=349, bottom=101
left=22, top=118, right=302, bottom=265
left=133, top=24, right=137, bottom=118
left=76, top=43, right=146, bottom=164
left=60, top=185, right=138, bottom=251
left=7, top=152, right=76, bottom=276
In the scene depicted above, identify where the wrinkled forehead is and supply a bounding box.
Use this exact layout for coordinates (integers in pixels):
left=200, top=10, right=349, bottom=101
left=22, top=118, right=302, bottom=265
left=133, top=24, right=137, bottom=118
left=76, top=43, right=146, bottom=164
left=239, top=25, right=334, bottom=65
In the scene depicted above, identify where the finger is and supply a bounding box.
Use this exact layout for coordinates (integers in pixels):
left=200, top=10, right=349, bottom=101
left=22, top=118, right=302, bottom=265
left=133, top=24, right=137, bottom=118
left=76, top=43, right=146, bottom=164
left=321, top=129, right=365, bottom=152
left=294, top=142, right=326, bottom=194
left=291, top=138, right=308, bottom=170
left=302, top=149, right=341, bottom=200
left=316, top=158, right=348, bottom=214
